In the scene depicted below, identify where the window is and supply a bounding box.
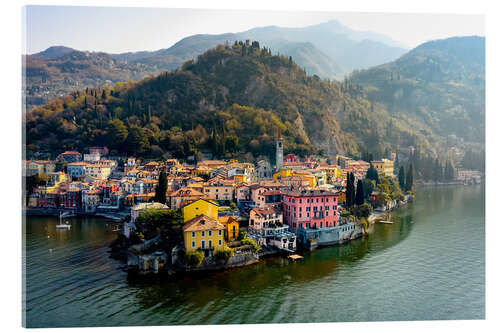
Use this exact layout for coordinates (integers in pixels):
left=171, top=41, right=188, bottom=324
left=208, top=230, right=212, bottom=236
left=326, top=211, right=329, bottom=216
left=201, top=240, right=205, bottom=249
left=192, top=241, right=195, bottom=248
left=201, top=231, right=205, bottom=237
left=209, top=240, right=213, bottom=248
left=219, top=239, right=222, bottom=246
left=192, top=232, right=195, bottom=237
left=219, top=230, right=222, bottom=236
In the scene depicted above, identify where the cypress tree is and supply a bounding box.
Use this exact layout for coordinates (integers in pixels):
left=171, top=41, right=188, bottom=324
left=154, top=171, right=168, bottom=204
left=433, top=158, right=442, bottom=182
left=346, top=172, right=355, bottom=207
left=398, top=166, right=405, bottom=190
left=366, top=163, right=379, bottom=184
left=350, top=173, right=356, bottom=206
left=405, top=164, right=414, bottom=192
left=355, top=179, right=364, bottom=205
left=346, top=173, right=352, bottom=207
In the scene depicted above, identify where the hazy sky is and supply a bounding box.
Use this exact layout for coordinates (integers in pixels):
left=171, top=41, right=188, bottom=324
left=23, top=5, right=485, bottom=54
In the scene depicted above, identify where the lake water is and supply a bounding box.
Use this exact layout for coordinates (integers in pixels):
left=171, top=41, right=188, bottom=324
left=23, top=185, right=485, bottom=327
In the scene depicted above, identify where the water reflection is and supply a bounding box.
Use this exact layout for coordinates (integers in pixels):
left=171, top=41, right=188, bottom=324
left=24, top=185, right=484, bottom=327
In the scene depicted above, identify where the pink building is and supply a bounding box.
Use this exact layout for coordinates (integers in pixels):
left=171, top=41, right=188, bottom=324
left=282, top=189, right=339, bottom=232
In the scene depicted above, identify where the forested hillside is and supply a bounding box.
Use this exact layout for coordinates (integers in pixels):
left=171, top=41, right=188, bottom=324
left=25, top=41, right=426, bottom=162
left=349, top=36, right=485, bottom=144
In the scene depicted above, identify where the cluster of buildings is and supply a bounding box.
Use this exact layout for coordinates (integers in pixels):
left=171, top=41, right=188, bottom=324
left=24, top=134, right=402, bottom=254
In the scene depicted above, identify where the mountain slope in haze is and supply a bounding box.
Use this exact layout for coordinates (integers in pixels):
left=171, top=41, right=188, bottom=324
left=31, top=45, right=76, bottom=59
left=23, top=49, right=162, bottom=110
left=25, top=42, right=425, bottom=161
left=349, top=36, right=485, bottom=143
left=24, top=20, right=406, bottom=109
left=241, top=20, right=407, bottom=72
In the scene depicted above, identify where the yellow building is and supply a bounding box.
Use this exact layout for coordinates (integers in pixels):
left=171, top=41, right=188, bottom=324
left=183, top=215, right=225, bottom=252
left=197, top=160, right=228, bottom=169
left=182, top=198, right=219, bottom=223
left=233, top=174, right=246, bottom=184
left=371, top=159, right=395, bottom=177
left=291, top=172, right=316, bottom=187
left=218, top=216, right=239, bottom=242
left=272, top=169, right=293, bottom=180
left=25, top=160, right=55, bottom=178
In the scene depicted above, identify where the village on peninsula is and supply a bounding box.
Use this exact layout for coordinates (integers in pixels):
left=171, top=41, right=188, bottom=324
left=23, top=130, right=482, bottom=275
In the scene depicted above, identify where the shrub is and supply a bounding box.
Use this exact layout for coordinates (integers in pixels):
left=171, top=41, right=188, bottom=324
left=214, top=245, right=234, bottom=263
left=238, top=231, right=247, bottom=240
left=184, top=250, right=204, bottom=267
left=241, top=237, right=260, bottom=253
left=229, top=202, right=237, bottom=210
left=353, top=203, right=373, bottom=219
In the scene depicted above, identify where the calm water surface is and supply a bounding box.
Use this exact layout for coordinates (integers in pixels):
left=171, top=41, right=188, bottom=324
left=23, top=185, right=485, bottom=327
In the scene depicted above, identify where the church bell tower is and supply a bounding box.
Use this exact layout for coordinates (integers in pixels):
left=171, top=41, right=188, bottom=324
left=276, top=128, right=283, bottom=170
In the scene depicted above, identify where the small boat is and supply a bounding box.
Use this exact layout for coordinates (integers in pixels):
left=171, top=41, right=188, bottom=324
left=56, top=212, right=71, bottom=230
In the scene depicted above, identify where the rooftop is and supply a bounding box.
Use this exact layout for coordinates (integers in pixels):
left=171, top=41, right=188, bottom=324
left=183, top=214, right=224, bottom=232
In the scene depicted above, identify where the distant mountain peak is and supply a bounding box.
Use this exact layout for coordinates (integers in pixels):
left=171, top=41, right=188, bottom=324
left=32, top=46, right=76, bottom=59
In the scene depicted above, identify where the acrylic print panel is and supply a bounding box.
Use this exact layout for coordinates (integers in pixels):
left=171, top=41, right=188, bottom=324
left=22, top=5, right=485, bottom=328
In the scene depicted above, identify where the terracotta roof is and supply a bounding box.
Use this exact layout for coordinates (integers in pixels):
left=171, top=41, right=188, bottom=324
left=183, top=215, right=224, bottom=232
left=262, top=190, right=282, bottom=196
left=182, top=198, right=219, bottom=208
left=251, top=206, right=282, bottom=218
left=282, top=189, right=338, bottom=197
left=218, top=216, right=239, bottom=225
left=170, top=188, right=205, bottom=197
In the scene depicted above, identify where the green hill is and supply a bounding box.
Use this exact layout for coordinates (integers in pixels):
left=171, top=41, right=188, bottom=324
left=25, top=40, right=482, bottom=162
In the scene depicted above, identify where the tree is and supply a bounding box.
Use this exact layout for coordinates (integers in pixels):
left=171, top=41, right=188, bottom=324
left=154, top=171, right=168, bottom=204
left=135, top=208, right=183, bottom=265
left=125, top=126, right=149, bottom=154
left=214, top=245, right=234, bottom=263
left=362, top=178, right=375, bottom=200
left=346, top=172, right=355, bottom=207
left=184, top=250, right=204, bottom=267
left=366, top=163, right=380, bottom=184
left=355, top=179, right=364, bottom=205
left=106, top=119, right=128, bottom=149
left=432, top=158, right=442, bottom=182
left=135, top=208, right=182, bottom=240
left=375, top=192, right=390, bottom=208
left=353, top=202, right=373, bottom=219
left=405, top=163, right=414, bottom=192
left=398, top=166, right=405, bottom=190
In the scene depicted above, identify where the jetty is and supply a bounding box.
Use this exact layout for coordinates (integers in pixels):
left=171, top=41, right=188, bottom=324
left=288, top=254, right=303, bottom=261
